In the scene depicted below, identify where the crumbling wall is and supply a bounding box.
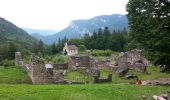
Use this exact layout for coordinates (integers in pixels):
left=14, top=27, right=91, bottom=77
left=15, top=52, right=23, bottom=67
left=68, top=56, right=99, bottom=76
left=115, top=49, right=149, bottom=73
left=93, top=74, right=112, bottom=83
left=15, top=52, right=113, bottom=84
left=68, top=56, right=91, bottom=68
left=28, top=54, right=54, bottom=84
left=53, top=63, right=68, bottom=70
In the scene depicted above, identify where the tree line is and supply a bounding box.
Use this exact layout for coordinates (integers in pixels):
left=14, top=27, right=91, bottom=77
left=33, top=27, right=128, bottom=56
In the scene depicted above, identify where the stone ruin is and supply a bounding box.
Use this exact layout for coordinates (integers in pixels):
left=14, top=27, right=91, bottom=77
left=15, top=52, right=112, bottom=84
left=68, top=56, right=112, bottom=83
left=15, top=52, right=23, bottom=67
left=114, top=49, right=149, bottom=76
left=15, top=53, right=67, bottom=84
left=15, top=49, right=149, bottom=84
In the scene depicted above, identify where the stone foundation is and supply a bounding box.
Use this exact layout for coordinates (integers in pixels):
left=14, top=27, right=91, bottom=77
left=115, top=49, right=149, bottom=74
left=15, top=52, right=113, bottom=84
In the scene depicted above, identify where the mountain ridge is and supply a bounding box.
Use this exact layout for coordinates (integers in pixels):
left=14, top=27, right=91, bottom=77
left=23, top=14, right=128, bottom=44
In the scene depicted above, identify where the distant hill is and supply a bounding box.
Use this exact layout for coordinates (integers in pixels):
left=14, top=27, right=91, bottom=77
left=0, top=17, right=37, bottom=51
left=22, top=28, right=58, bottom=36
left=40, top=14, right=128, bottom=44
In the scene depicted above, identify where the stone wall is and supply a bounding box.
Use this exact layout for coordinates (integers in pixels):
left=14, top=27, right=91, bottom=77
left=68, top=56, right=92, bottom=68
left=15, top=52, right=23, bottom=67
left=28, top=54, right=54, bottom=84
left=115, top=49, right=149, bottom=73
left=68, top=56, right=98, bottom=76
left=15, top=52, right=113, bottom=84
left=53, top=63, right=68, bottom=70
left=93, top=74, right=112, bottom=83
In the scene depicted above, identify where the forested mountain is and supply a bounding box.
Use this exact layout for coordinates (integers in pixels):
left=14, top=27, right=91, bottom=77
left=33, top=14, right=128, bottom=44
left=0, top=17, right=37, bottom=59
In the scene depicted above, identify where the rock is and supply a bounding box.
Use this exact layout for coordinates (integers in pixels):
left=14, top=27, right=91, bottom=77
left=115, top=66, right=129, bottom=77
left=160, top=94, right=168, bottom=99
left=153, top=95, right=166, bottom=100
left=141, top=95, right=147, bottom=99
left=142, top=78, right=170, bottom=86
left=124, top=74, right=137, bottom=79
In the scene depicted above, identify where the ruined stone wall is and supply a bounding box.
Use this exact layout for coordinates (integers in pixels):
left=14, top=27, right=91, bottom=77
left=28, top=54, right=54, bottom=84
left=53, top=63, right=68, bottom=70
left=68, top=56, right=99, bottom=76
left=115, top=49, right=149, bottom=73
left=15, top=52, right=113, bottom=84
left=68, top=56, right=91, bottom=68
left=93, top=74, right=112, bottom=83
left=15, top=52, right=23, bottom=67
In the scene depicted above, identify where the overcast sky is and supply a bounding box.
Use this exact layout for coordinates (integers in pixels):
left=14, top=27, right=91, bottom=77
left=0, top=0, right=128, bottom=31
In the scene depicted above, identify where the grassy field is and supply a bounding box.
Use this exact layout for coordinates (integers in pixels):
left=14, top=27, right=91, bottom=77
left=64, top=71, right=92, bottom=83
left=0, top=84, right=169, bottom=100
left=0, top=66, right=169, bottom=84
left=0, top=66, right=169, bottom=100
left=0, top=66, right=31, bottom=84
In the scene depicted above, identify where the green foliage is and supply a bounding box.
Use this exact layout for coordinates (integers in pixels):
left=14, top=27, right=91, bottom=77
left=78, top=44, right=86, bottom=52
left=0, top=41, right=21, bottom=60
left=0, top=60, right=15, bottom=67
left=91, top=50, right=112, bottom=56
left=32, top=40, right=45, bottom=55
left=45, top=55, right=68, bottom=63
left=53, top=55, right=68, bottom=63
left=126, top=0, right=170, bottom=67
left=46, top=37, right=68, bottom=55
left=46, top=27, right=128, bottom=55
left=100, top=68, right=109, bottom=77
left=0, top=17, right=37, bottom=53
left=83, top=27, right=128, bottom=51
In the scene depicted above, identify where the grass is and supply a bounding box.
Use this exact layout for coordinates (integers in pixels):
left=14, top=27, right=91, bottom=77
left=0, top=66, right=169, bottom=100
left=128, top=66, right=170, bottom=80
left=0, top=84, right=169, bottom=100
left=0, top=66, right=31, bottom=84
left=64, top=71, right=92, bottom=83
left=100, top=66, right=170, bottom=84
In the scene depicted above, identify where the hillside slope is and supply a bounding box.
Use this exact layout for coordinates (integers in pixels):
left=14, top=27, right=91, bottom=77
left=0, top=17, right=37, bottom=51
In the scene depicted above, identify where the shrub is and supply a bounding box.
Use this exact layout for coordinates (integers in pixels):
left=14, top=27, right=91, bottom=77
left=91, top=50, right=112, bottom=56
left=1, top=60, right=15, bottom=67
left=52, top=55, right=68, bottom=63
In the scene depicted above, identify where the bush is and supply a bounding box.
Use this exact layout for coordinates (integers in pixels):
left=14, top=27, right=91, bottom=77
left=78, top=45, right=86, bottom=52
left=1, top=60, right=15, bottom=67
left=52, top=55, right=68, bottom=63
left=91, top=50, right=112, bottom=56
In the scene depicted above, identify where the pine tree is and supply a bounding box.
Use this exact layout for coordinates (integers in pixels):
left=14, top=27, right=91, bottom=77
left=127, top=0, right=170, bottom=68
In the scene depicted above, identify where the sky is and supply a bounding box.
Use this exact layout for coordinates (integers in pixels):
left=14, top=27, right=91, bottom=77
left=0, top=0, right=128, bottom=31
